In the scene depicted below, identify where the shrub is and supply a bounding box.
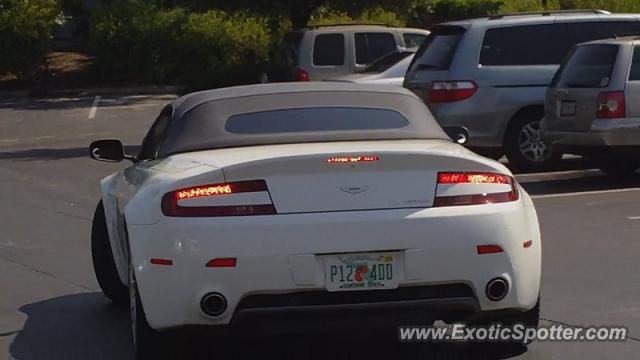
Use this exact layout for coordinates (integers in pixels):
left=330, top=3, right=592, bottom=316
left=0, top=0, right=62, bottom=80
left=91, top=2, right=272, bottom=89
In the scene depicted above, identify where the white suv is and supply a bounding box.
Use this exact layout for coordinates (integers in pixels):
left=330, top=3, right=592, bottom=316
left=268, top=24, right=429, bottom=81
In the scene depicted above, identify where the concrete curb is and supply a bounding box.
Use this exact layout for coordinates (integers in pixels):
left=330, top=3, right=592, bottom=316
left=0, top=86, right=186, bottom=99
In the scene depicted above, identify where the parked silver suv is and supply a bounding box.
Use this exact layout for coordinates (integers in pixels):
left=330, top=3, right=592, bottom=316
left=543, top=37, right=640, bottom=177
left=268, top=24, right=429, bottom=82
left=404, top=10, right=640, bottom=171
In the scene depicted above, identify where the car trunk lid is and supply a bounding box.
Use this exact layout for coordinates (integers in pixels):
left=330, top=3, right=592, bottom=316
left=176, top=141, right=505, bottom=214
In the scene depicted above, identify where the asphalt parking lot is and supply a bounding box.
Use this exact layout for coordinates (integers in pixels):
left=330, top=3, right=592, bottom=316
left=1, top=95, right=640, bottom=360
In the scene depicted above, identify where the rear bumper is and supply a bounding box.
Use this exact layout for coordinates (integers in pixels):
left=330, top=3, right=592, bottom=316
left=233, top=285, right=478, bottom=332
left=542, top=118, right=640, bottom=153
left=128, top=196, right=541, bottom=330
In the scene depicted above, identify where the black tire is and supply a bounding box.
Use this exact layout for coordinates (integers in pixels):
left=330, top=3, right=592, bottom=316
left=129, top=258, right=181, bottom=360
left=91, top=200, right=128, bottom=305
left=504, top=109, right=561, bottom=172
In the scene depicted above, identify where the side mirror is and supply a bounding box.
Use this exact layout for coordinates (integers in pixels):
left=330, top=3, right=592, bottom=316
left=442, top=126, right=469, bottom=145
left=89, top=139, right=133, bottom=162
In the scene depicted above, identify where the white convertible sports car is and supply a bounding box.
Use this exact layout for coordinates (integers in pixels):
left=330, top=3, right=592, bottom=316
left=89, top=83, right=541, bottom=359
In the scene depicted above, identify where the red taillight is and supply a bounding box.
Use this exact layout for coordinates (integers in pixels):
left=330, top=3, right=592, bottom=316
left=429, top=81, right=477, bottom=103
left=206, top=258, right=237, bottom=268
left=327, top=155, right=380, bottom=164
left=162, top=180, right=276, bottom=217
left=434, top=172, right=519, bottom=207
left=150, top=258, right=173, bottom=266
left=597, top=91, right=625, bottom=119
left=477, top=245, right=504, bottom=255
left=296, top=68, right=310, bottom=81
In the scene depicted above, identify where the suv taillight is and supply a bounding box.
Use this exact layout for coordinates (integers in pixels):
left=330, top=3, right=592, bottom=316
left=161, top=180, right=276, bottom=217
left=597, top=91, right=625, bottom=119
left=429, top=81, right=477, bottom=103
left=296, top=68, right=310, bottom=82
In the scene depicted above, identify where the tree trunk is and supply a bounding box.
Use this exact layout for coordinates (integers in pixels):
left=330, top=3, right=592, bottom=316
left=289, top=0, right=324, bottom=28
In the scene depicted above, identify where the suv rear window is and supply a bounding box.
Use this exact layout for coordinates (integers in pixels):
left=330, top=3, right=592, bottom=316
left=313, top=34, right=345, bottom=66
left=480, top=24, right=572, bottom=66
left=409, top=26, right=465, bottom=71
left=355, top=32, right=397, bottom=65
left=629, top=47, right=640, bottom=81
left=226, top=107, right=409, bottom=134
left=551, top=44, right=619, bottom=88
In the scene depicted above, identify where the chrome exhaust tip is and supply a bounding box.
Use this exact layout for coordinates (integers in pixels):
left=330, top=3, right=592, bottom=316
left=200, top=292, right=227, bottom=317
left=486, top=278, right=509, bottom=302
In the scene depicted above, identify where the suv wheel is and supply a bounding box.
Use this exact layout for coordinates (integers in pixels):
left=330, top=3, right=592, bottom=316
left=505, top=110, right=561, bottom=172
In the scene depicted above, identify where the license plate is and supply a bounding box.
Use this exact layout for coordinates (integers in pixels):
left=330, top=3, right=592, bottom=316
left=324, top=252, right=399, bottom=292
left=560, top=101, right=576, bottom=117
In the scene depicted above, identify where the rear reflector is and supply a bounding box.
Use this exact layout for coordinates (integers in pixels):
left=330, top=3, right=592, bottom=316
left=150, top=258, right=173, bottom=266
left=434, top=172, right=519, bottom=207
left=597, top=91, right=625, bottom=119
left=162, top=180, right=276, bottom=217
left=206, top=258, right=237, bottom=268
left=477, top=245, right=504, bottom=255
left=429, top=81, right=477, bottom=103
left=523, top=240, right=533, bottom=248
left=327, top=155, right=380, bottom=164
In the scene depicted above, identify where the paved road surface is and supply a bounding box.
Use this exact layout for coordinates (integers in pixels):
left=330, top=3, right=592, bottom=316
left=1, top=95, right=639, bottom=359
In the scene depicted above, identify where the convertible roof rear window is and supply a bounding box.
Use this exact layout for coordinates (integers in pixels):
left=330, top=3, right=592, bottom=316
left=159, top=90, right=448, bottom=156
left=225, top=107, right=409, bottom=134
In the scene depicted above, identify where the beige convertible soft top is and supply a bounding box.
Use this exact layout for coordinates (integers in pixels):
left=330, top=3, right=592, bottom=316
left=160, top=83, right=449, bottom=157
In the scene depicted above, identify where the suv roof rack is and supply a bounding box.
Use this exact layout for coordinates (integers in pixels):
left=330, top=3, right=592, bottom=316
left=305, top=23, right=397, bottom=29
left=489, top=9, right=610, bottom=20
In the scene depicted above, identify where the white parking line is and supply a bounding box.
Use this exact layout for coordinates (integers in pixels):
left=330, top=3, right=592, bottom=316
left=532, top=187, right=640, bottom=199
left=88, top=96, right=101, bottom=119
left=627, top=216, right=640, bottom=220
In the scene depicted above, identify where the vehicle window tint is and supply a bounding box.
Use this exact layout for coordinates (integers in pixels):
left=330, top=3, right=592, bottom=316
left=226, top=107, right=409, bottom=134
left=355, top=32, right=397, bottom=65
left=629, top=47, right=640, bottom=81
left=480, top=24, right=572, bottom=66
left=552, top=44, right=619, bottom=88
left=403, top=33, right=427, bottom=48
left=362, top=51, right=412, bottom=73
left=568, top=21, right=640, bottom=44
left=313, top=34, right=345, bottom=66
left=139, top=112, right=172, bottom=160
left=409, top=26, right=465, bottom=71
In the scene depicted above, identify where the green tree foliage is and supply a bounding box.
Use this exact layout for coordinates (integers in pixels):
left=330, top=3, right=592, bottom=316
left=0, top=0, right=62, bottom=79
left=404, top=0, right=503, bottom=28
left=202, top=0, right=411, bottom=28
left=91, top=1, right=272, bottom=89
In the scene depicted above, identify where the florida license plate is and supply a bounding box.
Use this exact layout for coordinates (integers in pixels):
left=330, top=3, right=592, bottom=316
left=324, top=252, right=399, bottom=292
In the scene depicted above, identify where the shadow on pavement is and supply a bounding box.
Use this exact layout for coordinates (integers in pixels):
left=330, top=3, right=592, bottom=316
left=10, top=293, right=528, bottom=360
left=10, top=293, right=132, bottom=360
left=0, top=95, right=175, bottom=111
left=0, top=146, right=139, bottom=161
left=521, top=172, right=640, bottom=196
